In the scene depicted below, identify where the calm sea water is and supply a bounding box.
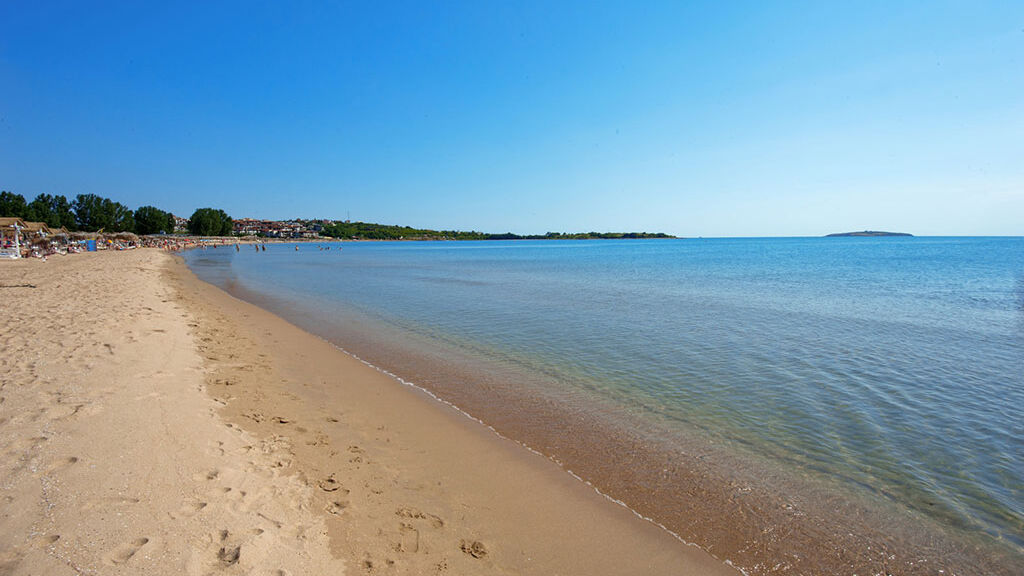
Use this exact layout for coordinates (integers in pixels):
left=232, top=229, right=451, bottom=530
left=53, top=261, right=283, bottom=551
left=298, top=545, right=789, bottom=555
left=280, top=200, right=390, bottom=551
left=186, top=237, right=1024, bottom=566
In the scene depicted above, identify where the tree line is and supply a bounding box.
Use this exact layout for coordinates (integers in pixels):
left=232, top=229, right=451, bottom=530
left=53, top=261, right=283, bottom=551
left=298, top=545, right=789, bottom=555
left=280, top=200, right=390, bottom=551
left=318, top=221, right=675, bottom=240
left=4, top=188, right=671, bottom=240
left=0, top=191, right=233, bottom=236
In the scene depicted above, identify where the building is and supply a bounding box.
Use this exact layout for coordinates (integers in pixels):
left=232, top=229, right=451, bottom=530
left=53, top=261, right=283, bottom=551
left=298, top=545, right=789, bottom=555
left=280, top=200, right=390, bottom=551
left=172, top=215, right=190, bottom=233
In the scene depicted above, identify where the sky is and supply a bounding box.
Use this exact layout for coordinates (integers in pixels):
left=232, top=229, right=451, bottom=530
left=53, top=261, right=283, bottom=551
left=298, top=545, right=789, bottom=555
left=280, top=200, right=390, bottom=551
left=1, top=1, right=1021, bottom=236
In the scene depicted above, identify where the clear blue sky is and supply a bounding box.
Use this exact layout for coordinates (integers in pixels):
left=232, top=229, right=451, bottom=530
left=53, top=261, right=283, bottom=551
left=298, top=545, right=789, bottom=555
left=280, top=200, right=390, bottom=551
left=1, top=1, right=1021, bottom=236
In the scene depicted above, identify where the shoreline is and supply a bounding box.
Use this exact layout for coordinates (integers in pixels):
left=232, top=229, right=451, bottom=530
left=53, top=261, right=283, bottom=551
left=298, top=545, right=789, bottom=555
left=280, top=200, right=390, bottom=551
left=183, top=242, right=1022, bottom=576
left=169, top=249, right=741, bottom=574
left=4, top=248, right=1018, bottom=575
left=1, top=248, right=736, bottom=574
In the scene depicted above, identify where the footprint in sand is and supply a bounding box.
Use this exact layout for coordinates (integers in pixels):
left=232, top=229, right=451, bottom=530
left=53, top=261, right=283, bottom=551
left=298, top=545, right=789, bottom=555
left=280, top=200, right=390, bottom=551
left=459, top=539, right=488, bottom=559
left=243, top=411, right=265, bottom=423
left=397, top=523, right=420, bottom=553
left=306, top=433, right=329, bottom=447
left=318, top=475, right=343, bottom=492
left=215, top=530, right=242, bottom=567
left=220, top=486, right=249, bottom=505
left=217, top=546, right=241, bottom=566
left=45, top=456, right=79, bottom=474
left=31, top=534, right=60, bottom=549
left=103, top=537, right=151, bottom=565
left=174, top=500, right=208, bottom=518
left=325, top=500, right=348, bottom=515
left=8, top=435, right=49, bottom=456
left=396, top=506, right=444, bottom=528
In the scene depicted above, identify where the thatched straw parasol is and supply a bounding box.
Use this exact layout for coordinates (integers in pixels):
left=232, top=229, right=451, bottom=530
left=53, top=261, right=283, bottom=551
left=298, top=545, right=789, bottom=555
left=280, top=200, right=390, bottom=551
left=107, top=232, right=140, bottom=242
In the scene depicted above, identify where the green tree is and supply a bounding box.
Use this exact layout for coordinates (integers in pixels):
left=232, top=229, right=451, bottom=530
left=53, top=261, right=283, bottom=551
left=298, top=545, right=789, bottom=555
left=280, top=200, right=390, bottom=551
left=0, top=191, right=29, bottom=219
left=72, top=193, right=108, bottom=231
left=51, top=195, right=77, bottom=230
left=134, top=205, right=175, bottom=235
left=27, top=194, right=54, bottom=225
left=188, top=208, right=233, bottom=236
left=72, top=193, right=135, bottom=232
left=110, top=201, right=135, bottom=232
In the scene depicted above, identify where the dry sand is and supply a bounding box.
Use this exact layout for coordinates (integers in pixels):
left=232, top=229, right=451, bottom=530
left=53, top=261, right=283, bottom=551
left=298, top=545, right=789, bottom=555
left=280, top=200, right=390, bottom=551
left=0, top=249, right=739, bottom=575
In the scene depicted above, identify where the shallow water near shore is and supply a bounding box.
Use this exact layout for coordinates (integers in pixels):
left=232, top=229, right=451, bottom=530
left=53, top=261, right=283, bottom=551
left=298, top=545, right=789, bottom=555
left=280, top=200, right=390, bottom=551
left=186, top=237, right=1023, bottom=573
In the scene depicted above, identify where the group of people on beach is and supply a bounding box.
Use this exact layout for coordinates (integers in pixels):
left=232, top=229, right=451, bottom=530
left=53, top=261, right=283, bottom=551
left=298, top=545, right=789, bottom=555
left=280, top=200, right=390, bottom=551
left=10, top=236, right=142, bottom=260
left=222, top=243, right=339, bottom=252
left=6, top=234, right=344, bottom=259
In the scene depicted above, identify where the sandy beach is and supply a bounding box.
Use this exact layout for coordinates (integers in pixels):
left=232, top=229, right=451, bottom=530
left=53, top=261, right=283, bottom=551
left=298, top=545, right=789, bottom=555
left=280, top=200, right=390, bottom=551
left=0, top=248, right=738, bottom=575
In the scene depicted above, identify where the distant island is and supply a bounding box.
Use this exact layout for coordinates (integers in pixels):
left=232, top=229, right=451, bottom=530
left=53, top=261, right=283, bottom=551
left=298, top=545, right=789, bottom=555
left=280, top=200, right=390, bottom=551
left=825, top=230, right=913, bottom=237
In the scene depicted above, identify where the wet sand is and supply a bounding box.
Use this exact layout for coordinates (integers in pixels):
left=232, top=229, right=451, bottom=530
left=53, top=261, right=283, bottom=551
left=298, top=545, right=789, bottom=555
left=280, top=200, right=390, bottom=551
left=192, top=246, right=1022, bottom=576
left=0, top=249, right=738, bottom=575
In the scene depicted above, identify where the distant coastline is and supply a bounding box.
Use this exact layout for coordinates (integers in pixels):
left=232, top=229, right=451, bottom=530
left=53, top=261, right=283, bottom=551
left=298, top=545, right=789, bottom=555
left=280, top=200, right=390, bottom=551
left=252, top=218, right=677, bottom=241
left=825, top=230, right=913, bottom=237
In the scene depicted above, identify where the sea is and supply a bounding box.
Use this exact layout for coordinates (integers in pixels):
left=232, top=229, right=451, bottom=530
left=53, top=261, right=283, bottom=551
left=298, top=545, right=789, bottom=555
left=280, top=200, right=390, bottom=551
left=185, top=236, right=1023, bottom=574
